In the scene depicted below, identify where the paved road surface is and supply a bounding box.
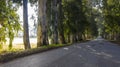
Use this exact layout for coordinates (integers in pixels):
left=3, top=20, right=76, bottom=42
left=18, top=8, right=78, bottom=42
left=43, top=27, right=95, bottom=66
left=1, top=40, right=120, bottom=67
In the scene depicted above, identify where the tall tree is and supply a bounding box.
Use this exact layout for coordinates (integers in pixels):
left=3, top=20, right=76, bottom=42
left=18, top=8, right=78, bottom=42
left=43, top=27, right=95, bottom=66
left=52, top=0, right=58, bottom=44
left=58, top=0, right=66, bottom=44
left=23, top=0, right=31, bottom=49
left=102, top=0, right=120, bottom=40
left=37, top=0, right=48, bottom=47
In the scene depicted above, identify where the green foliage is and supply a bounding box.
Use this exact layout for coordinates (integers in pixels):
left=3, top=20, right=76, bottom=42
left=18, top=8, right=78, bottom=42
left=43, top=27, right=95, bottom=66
left=0, top=0, right=21, bottom=49
left=0, top=1, right=7, bottom=48
left=102, top=0, right=120, bottom=40
left=62, top=0, right=98, bottom=40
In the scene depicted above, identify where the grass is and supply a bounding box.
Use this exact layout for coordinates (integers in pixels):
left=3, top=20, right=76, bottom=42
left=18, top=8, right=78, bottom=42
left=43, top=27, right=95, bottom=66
left=2, top=43, right=37, bottom=50
left=0, top=43, right=71, bottom=63
left=0, top=40, right=88, bottom=63
left=0, top=43, right=37, bottom=54
left=110, top=40, right=120, bottom=46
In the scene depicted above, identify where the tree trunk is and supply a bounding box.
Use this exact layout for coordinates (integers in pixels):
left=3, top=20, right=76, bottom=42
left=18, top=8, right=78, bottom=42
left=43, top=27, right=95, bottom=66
left=9, top=37, right=13, bottom=50
left=23, top=0, right=31, bottom=49
left=67, top=34, right=70, bottom=43
left=70, top=34, right=74, bottom=43
left=58, top=0, right=66, bottom=44
left=78, top=33, right=82, bottom=41
left=8, top=31, right=14, bottom=50
left=53, top=0, right=58, bottom=44
left=37, top=0, right=48, bottom=47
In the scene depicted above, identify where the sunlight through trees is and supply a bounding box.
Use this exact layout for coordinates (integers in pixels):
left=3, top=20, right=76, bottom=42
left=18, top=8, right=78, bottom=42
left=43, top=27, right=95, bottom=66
left=0, top=0, right=120, bottom=50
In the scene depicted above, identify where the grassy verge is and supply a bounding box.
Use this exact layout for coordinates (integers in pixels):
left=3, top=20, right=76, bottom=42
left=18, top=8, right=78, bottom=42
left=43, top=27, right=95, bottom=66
left=0, top=40, right=88, bottom=63
left=0, top=44, right=71, bottom=63
left=110, top=40, right=120, bottom=46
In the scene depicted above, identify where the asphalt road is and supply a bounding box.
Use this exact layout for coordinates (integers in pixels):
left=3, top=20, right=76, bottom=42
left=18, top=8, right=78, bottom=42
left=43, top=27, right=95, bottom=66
left=1, top=40, right=120, bottom=67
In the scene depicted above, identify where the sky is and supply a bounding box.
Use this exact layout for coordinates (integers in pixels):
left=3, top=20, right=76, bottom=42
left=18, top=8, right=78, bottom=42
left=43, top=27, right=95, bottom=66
left=17, top=3, right=37, bottom=36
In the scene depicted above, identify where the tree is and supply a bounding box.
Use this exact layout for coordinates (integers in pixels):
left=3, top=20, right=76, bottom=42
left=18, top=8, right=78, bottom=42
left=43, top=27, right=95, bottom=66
left=62, top=0, right=89, bottom=42
left=102, top=0, right=120, bottom=40
left=37, top=0, right=48, bottom=47
left=12, top=0, right=31, bottom=49
left=58, top=0, right=66, bottom=44
left=0, top=0, right=7, bottom=49
left=7, top=0, right=21, bottom=49
left=0, top=0, right=21, bottom=49
left=52, top=0, right=59, bottom=44
left=23, top=0, right=31, bottom=49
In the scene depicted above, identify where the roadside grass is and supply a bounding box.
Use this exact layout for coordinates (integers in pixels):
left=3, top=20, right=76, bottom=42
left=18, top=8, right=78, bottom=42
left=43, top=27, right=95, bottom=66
left=0, top=40, right=88, bottom=63
left=2, top=43, right=37, bottom=49
left=110, top=40, right=120, bottom=46
left=0, top=43, right=37, bottom=54
left=0, top=43, right=71, bottom=63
